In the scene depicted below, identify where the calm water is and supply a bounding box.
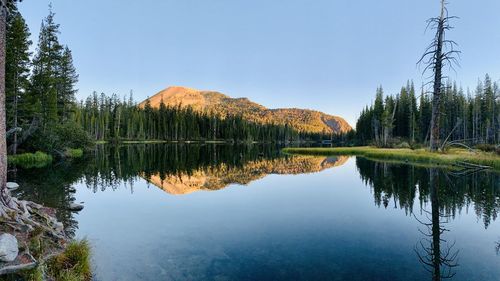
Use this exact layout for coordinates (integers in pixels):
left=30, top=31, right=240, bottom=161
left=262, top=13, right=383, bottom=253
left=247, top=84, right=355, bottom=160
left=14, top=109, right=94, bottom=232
left=8, top=144, right=500, bottom=281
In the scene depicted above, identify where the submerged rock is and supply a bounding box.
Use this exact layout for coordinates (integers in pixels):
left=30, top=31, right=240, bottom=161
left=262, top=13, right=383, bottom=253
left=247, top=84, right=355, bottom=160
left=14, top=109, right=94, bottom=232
left=68, top=203, right=84, bottom=211
left=0, top=234, right=19, bottom=262
left=5, top=182, right=19, bottom=190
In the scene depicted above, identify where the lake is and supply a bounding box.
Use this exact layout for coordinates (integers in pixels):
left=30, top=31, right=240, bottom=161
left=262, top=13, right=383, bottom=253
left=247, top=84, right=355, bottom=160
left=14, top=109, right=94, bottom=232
left=8, top=144, right=500, bottom=281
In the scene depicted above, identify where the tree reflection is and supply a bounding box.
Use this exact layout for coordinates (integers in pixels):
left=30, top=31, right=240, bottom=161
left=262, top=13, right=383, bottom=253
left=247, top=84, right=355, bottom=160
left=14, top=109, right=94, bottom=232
left=356, top=158, right=500, bottom=228
left=7, top=144, right=348, bottom=237
left=356, top=158, right=500, bottom=280
left=414, top=168, right=459, bottom=280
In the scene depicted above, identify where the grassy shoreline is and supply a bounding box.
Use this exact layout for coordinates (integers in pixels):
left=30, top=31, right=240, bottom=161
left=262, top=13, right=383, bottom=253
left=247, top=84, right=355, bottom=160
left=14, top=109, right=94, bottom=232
left=94, top=139, right=319, bottom=145
left=17, top=239, right=91, bottom=281
left=283, top=146, right=500, bottom=171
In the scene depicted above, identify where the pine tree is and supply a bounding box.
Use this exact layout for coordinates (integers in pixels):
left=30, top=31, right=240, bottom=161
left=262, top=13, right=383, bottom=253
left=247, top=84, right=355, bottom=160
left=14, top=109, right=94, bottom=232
left=57, top=46, right=78, bottom=121
left=30, top=6, right=63, bottom=129
left=408, top=82, right=418, bottom=143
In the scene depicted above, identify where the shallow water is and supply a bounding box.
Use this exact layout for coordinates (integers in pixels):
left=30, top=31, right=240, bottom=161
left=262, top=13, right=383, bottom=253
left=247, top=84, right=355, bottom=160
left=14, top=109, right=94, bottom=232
left=9, top=144, right=500, bottom=281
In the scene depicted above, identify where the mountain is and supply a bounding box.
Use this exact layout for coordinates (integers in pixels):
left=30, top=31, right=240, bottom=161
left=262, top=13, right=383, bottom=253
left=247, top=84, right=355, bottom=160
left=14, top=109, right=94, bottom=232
left=140, top=86, right=352, bottom=134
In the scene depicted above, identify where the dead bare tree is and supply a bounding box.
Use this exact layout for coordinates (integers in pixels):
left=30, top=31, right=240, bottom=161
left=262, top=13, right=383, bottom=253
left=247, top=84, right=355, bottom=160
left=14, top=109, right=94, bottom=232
left=418, top=0, right=460, bottom=152
left=381, top=102, right=397, bottom=147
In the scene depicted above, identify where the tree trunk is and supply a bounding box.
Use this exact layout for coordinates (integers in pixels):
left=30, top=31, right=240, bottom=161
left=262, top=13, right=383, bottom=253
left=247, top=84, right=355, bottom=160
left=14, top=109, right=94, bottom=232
left=429, top=0, right=446, bottom=152
left=0, top=0, right=8, bottom=205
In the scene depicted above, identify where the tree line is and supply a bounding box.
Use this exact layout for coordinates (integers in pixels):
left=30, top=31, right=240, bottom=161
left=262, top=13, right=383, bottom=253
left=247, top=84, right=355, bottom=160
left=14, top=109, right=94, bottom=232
left=355, top=75, right=500, bottom=148
left=72, top=92, right=327, bottom=143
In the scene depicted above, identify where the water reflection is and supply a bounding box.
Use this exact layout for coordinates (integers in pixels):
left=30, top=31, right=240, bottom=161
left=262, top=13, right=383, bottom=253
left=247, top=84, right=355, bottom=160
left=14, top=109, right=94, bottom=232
left=8, top=160, right=89, bottom=237
left=8, top=144, right=347, bottom=234
left=356, top=158, right=500, bottom=228
left=144, top=155, right=348, bottom=195
left=7, top=145, right=500, bottom=280
left=415, top=169, right=459, bottom=281
left=356, top=159, right=500, bottom=280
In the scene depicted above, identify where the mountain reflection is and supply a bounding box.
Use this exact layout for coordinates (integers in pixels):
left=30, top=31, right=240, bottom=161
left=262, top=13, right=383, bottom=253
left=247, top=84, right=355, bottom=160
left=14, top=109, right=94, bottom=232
left=8, top=144, right=347, bottom=235
left=144, top=155, right=348, bottom=195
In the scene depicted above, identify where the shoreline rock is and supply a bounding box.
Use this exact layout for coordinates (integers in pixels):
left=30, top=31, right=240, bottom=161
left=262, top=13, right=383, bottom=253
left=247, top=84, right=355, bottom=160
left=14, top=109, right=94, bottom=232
left=0, top=233, right=19, bottom=262
left=6, top=182, right=19, bottom=191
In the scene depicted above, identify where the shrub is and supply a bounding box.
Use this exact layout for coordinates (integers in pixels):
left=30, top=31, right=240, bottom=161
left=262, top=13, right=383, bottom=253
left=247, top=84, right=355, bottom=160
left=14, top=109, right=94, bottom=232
left=476, top=144, right=496, bottom=152
left=410, top=142, right=423, bottom=150
left=65, top=148, right=84, bottom=158
left=475, top=144, right=500, bottom=155
left=8, top=151, right=53, bottom=169
left=394, top=141, right=411, bottom=149
left=54, top=122, right=94, bottom=150
left=25, top=121, right=93, bottom=154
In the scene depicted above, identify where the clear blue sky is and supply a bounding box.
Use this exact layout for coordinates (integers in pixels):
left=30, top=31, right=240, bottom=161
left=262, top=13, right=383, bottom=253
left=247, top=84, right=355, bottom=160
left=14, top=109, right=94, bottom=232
left=18, top=0, right=500, bottom=126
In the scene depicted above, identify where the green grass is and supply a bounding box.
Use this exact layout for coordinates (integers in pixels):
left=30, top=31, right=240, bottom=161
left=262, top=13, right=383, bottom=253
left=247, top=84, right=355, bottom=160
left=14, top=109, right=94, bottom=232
left=46, top=239, right=92, bottom=281
left=65, top=148, right=84, bottom=158
left=13, top=238, right=91, bottom=281
left=283, top=146, right=500, bottom=170
left=17, top=267, right=43, bottom=281
left=8, top=151, right=53, bottom=169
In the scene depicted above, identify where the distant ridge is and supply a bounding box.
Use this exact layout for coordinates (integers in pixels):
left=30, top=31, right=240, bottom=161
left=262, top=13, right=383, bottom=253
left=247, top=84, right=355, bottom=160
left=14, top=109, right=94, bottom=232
left=140, top=86, right=352, bottom=134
